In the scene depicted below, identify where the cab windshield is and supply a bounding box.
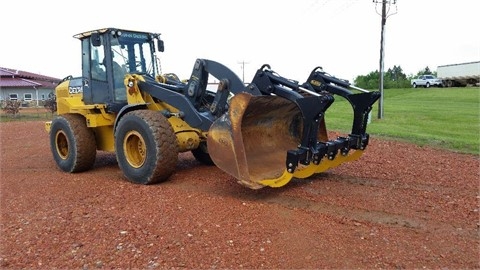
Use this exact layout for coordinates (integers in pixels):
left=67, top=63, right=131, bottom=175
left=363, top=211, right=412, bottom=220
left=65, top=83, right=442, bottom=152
left=111, top=31, right=157, bottom=77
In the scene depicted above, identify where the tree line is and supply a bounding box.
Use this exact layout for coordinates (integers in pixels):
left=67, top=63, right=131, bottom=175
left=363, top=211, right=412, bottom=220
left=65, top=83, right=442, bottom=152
left=353, top=66, right=436, bottom=89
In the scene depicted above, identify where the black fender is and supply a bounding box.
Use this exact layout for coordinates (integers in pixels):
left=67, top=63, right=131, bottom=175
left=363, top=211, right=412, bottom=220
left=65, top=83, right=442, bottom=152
left=113, top=103, right=148, bottom=134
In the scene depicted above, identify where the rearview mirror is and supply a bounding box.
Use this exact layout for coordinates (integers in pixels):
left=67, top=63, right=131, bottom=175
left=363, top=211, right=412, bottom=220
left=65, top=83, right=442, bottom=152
left=157, top=39, right=164, bottom=52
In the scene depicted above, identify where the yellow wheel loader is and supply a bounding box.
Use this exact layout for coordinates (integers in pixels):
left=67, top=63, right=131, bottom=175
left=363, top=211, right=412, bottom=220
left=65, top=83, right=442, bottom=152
left=45, top=28, right=380, bottom=189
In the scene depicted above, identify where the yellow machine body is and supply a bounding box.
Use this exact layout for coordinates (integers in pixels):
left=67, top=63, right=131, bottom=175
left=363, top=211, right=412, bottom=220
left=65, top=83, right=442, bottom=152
left=45, top=75, right=203, bottom=154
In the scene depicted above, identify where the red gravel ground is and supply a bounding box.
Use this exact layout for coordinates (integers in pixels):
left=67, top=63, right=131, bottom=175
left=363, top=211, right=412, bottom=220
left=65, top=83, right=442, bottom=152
left=0, top=121, right=478, bottom=269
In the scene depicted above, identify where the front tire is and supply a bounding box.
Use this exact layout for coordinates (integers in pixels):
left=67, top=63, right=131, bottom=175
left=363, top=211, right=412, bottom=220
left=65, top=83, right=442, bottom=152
left=115, top=110, right=178, bottom=184
left=49, top=114, right=97, bottom=173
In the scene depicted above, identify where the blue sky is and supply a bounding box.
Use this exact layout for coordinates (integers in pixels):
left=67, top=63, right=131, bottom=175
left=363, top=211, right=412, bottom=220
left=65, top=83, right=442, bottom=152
left=1, top=0, right=479, bottom=83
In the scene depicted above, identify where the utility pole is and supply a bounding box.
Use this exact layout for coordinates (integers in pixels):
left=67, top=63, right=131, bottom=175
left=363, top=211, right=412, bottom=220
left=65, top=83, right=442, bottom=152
left=374, top=0, right=397, bottom=119
left=237, top=60, right=250, bottom=84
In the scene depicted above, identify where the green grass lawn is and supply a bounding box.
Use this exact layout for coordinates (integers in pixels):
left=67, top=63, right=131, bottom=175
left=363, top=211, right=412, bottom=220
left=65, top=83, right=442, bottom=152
left=324, top=87, right=480, bottom=155
left=0, top=107, right=55, bottom=122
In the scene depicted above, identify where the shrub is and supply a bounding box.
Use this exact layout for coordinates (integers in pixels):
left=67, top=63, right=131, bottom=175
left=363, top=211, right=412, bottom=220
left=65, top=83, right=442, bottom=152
left=2, top=100, right=22, bottom=117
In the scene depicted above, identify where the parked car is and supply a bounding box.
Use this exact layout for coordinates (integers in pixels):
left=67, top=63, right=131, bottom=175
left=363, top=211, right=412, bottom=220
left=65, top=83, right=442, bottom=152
left=411, top=75, right=443, bottom=88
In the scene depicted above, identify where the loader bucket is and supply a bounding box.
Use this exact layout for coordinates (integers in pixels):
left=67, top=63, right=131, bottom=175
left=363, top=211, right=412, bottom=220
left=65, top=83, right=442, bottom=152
left=208, top=92, right=321, bottom=189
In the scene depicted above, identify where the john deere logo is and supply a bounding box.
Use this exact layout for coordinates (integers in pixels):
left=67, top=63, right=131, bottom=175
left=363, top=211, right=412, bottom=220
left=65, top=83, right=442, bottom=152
left=68, top=86, right=83, bottom=94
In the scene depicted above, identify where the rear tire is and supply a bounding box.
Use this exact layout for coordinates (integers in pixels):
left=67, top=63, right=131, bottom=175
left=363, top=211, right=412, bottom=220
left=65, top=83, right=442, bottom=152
left=115, top=110, right=178, bottom=184
left=426, top=82, right=430, bottom=88
left=49, top=114, right=97, bottom=173
left=191, top=142, right=214, bottom=165
left=412, top=83, right=417, bottom=88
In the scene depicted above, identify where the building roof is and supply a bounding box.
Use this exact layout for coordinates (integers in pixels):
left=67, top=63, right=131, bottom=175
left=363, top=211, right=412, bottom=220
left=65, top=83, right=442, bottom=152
left=0, top=67, right=61, bottom=89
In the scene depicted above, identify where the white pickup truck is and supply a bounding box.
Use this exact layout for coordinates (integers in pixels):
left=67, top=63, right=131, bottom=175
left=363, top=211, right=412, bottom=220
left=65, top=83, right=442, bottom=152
left=410, top=75, right=443, bottom=88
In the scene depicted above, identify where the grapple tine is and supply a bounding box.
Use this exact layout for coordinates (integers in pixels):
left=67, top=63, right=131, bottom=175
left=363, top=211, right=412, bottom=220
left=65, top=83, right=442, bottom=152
left=314, top=149, right=364, bottom=173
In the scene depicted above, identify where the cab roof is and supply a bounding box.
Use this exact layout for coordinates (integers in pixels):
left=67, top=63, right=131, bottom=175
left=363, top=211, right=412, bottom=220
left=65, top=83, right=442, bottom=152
left=73, top=28, right=160, bottom=40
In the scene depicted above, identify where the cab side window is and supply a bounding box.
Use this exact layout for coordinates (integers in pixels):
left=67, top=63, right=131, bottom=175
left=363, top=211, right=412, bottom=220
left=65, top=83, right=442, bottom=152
left=91, top=46, right=106, bottom=81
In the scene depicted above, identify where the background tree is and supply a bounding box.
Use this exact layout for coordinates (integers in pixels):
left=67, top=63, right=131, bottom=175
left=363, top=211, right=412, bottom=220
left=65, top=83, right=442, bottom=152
left=354, top=65, right=410, bottom=89
left=416, top=66, right=437, bottom=77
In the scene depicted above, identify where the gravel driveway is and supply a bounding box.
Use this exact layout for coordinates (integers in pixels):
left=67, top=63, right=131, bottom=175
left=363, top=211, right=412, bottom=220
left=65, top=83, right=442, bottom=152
left=1, top=121, right=478, bottom=269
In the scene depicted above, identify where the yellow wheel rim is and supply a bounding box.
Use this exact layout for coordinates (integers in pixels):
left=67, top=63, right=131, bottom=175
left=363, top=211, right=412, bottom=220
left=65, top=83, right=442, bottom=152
left=124, top=130, right=146, bottom=168
left=55, top=130, right=69, bottom=160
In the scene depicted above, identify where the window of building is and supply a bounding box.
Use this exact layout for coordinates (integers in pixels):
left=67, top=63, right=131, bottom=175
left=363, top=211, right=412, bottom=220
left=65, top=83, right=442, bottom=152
left=24, top=93, right=33, bottom=101
left=41, top=94, right=46, bottom=100
left=9, top=93, right=18, bottom=100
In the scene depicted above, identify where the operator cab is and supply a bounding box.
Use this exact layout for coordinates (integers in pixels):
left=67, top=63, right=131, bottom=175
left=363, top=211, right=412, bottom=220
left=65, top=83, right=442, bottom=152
left=76, top=28, right=164, bottom=111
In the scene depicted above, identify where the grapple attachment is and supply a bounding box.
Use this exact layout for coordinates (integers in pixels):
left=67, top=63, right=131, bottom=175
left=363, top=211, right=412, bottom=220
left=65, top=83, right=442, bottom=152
left=207, top=65, right=380, bottom=189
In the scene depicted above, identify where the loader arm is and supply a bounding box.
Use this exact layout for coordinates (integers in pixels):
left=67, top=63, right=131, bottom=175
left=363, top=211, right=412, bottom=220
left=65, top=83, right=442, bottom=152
left=184, top=59, right=260, bottom=109
left=131, top=59, right=260, bottom=131
left=135, top=75, right=213, bottom=130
